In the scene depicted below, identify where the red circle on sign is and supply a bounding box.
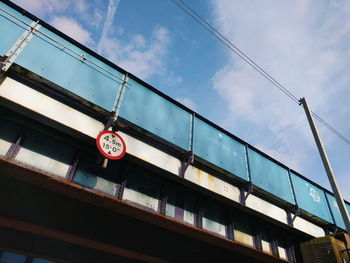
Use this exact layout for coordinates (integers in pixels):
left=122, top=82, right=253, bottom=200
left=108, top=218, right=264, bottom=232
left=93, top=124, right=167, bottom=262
left=96, top=130, right=126, bottom=160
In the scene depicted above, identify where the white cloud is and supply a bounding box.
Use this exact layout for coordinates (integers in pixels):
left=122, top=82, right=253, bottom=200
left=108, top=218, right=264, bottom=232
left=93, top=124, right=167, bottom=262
left=12, top=0, right=103, bottom=29
left=210, top=0, right=350, bottom=178
left=14, top=0, right=174, bottom=81
left=118, top=27, right=171, bottom=79
left=99, top=26, right=171, bottom=79
left=12, top=0, right=69, bottom=17
left=51, top=16, right=93, bottom=45
left=163, top=72, right=183, bottom=86
left=96, top=0, right=172, bottom=79
left=176, top=97, right=197, bottom=111
left=132, top=35, right=146, bottom=49
left=73, top=0, right=87, bottom=14
left=97, top=0, right=120, bottom=54
left=89, top=9, right=105, bottom=29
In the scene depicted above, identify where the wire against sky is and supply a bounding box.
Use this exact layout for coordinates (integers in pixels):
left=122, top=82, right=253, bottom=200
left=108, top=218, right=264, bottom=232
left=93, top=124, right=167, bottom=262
left=171, top=0, right=350, bottom=148
left=0, top=7, right=130, bottom=86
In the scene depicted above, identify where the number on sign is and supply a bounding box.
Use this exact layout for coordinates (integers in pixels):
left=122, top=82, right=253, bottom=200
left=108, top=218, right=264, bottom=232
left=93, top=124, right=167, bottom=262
left=96, top=130, right=126, bottom=160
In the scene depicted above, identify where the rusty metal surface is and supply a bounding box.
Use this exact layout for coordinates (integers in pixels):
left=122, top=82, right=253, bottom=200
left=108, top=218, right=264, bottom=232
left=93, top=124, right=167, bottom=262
left=1, top=0, right=349, bottom=236
left=0, top=157, right=291, bottom=263
left=0, top=216, right=169, bottom=263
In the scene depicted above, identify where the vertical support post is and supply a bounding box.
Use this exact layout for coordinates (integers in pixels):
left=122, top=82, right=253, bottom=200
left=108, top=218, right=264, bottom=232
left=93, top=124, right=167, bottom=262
left=0, top=64, right=6, bottom=85
left=189, top=113, right=195, bottom=153
left=194, top=195, right=203, bottom=229
left=270, top=239, right=279, bottom=258
left=244, top=144, right=251, bottom=182
left=5, top=134, right=23, bottom=159
left=66, top=149, right=80, bottom=181
left=226, top=220, right=234, bottom=241
left=1, top=21, right=41, bottom=72
left=5, top=126, right=30, bottom=160
left=158, top=185, right=167, bottom=215
left=115, top=166, right=129, bottom=200
left=101, top=74, right=129, bottom=169
left=180, top=113, right=195, bottom=177
left=287, top=205, right=300, bottom=226
left=174, top=191, right=184, bottom=221
left=299, top=97, right=350, bottom=234
left=253, top=226, right=263, bottom=251
left=240, top=145, right=254, bottom=205
left=239, top=182, right=253, bottom=205
left=195, top=209, right=203, bottom=229
left=286, top=245, right=296, bottom=262
left=287, top=168, right=299, bottom=226
left=225, top=211, right=234, bottom=240
left=113, top=74, right=129, bottom=122
left=286, top=236, right=296, bottom=262
left=66, top=155, right=79, bottom=181
left=287, top=169, right=297, bottom=206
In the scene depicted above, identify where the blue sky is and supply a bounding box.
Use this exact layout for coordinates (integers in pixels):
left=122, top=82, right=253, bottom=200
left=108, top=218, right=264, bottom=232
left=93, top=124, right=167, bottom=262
left=12, top=0, right=350, bottom=200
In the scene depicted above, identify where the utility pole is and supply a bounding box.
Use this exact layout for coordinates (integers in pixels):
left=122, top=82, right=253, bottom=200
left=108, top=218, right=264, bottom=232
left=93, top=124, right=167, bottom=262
left=299, top=97, right=350, bottom=234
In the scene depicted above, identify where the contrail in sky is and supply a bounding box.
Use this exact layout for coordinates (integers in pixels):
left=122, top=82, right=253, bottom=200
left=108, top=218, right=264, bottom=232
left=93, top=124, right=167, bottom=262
left=97, top=0, right=120, bottom=54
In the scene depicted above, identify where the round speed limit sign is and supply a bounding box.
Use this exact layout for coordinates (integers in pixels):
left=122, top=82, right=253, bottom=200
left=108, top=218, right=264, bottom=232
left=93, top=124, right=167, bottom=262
left=96, top=130, right=126, bottom=160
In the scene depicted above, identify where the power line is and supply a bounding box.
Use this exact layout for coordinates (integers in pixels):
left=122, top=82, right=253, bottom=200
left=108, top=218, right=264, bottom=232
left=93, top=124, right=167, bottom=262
left=171, top=0, right=350, bottom=147
left=171, top=0, right=299, bottom=104
left=312, top=111, right=350, bottom=145
left=0, top=7, right=130, bottom=86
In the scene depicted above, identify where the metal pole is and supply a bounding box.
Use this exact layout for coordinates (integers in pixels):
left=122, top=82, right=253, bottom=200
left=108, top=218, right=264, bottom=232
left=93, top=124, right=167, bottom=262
left=299, top=97, right=350, bottom=234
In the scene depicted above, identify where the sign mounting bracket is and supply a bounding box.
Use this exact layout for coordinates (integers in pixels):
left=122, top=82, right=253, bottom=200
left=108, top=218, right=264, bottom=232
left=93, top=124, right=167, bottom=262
left=2, top=20, right=41, bottom=72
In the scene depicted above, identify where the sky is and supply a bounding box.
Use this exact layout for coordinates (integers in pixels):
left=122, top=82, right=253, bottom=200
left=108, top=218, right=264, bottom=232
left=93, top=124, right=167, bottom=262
left=11, top=0, right=350, bottom=200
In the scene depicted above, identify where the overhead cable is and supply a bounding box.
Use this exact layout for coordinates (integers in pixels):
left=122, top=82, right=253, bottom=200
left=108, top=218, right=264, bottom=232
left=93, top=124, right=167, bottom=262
left=171, top=0, right=350, bottom=147
left=0, top=7, right=130, bottom=86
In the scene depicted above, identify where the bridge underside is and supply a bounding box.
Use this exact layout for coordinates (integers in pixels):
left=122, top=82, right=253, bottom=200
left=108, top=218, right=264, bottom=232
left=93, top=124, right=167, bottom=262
left=0, top=158, right=286, bottom=263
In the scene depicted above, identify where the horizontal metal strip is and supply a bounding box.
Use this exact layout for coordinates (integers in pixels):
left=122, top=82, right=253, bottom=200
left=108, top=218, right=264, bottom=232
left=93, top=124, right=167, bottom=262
left=0, top=158, right=287, bottom=263
left=0, top=77, right=326, bottom=238
left=0, top=215, right=169, bottom=263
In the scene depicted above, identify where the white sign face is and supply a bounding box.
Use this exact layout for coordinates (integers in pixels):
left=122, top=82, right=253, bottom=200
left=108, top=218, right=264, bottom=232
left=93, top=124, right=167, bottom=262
left=96, top=130, right=126, bottom=160
left=309, top=187, right=321, bottom=203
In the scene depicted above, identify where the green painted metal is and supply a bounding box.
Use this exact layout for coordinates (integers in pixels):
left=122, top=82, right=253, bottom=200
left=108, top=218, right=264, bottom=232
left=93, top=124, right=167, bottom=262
left=193, top=117, right=248, bottom=181
left=248, top=148, right=294, bottom=204
left=0, top=2, right=33, bottom=56
left=2, top=0, right=350, bottom=232
left=290, top=172, right=333, bottom=223
left=120, top=78, right=191, bottom=150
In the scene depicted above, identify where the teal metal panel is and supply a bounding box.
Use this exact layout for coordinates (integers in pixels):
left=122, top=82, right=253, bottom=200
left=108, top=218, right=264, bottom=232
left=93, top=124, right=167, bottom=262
left=123, top=170, right=160, bottom=211
left=165, top=187, right=176, bottom=218
left=325, top=193, right=346, bottom=230
left=14, top=27, right=124, bottom=110
left=0, top=2, right=33, bottom=56
left=183, top=192, right=195, bottom=225
left=73, top=154, right=124, bottom=195
left=193, top=118, right=248, bottom=180
left=202, top=199, right=226, bottom=236
left=73, top=171, right=117, bottom=196
left=15, top=129, right=75, bottom=177
left=119, top=78, right=191, bottom=150
left=248, top=148, right=294, bottom=204
left=0, top=251, right=26, bottom=263
left=0, top=116, right=22, bottom=156
left=290, top=172, right=333, bottom=223
left=18, top=129, right=76, bottom=165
